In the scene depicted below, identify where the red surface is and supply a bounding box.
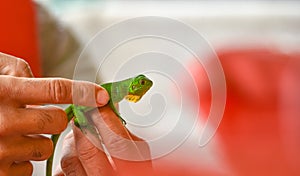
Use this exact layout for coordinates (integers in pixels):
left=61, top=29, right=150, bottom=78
left=188, top=48, right=300, bottom=175
left=0, top=1, right=41, bottom=76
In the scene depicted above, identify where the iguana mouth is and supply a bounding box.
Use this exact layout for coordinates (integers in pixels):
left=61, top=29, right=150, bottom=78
left=125, top=94, right=141, bottom=103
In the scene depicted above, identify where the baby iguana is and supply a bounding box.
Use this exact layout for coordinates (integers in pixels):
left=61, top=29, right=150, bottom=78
left=46, top=74, right=153, bottom=176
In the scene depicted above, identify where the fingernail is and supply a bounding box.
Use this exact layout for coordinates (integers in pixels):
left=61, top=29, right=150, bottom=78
left=71, top=122, right=80, bottom=134
left=97, top=89, right=109, bottom=106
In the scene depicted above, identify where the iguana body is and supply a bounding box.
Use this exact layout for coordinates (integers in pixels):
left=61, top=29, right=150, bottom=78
left=46, top=75, right=153, bottom=176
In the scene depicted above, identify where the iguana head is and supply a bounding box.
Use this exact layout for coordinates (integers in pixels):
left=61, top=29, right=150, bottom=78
left=125, top=74, right=153, bottom=103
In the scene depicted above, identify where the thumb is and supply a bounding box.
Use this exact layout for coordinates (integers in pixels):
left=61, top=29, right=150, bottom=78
left=72, top=122, right=115, bottom=176
left=58, top=130, right=87, bottom=176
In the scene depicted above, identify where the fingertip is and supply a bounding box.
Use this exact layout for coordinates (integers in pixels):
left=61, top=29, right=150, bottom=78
left=70, top=120, right=84, bottom=140
left=70, top=119, right=103, bottom=155
left=54, top=107, right=69, bottom=134
left=96, top=88, right=110, bottom=106
left=53, top=170, right=64, bottom=176
left=10, top=161, right=33, bottom=176
left=72, top=81, right=109, bottom=107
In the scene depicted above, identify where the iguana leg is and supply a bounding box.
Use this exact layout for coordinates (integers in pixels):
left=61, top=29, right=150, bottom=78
left=73, top=106, right=100, bottom=136
left=74, top=102, right=126, bottom=127
left=109, top=101, right=126, bottom=125
left=73, top=105, right=89, bottom=128
left=65, top=105, right=74, bottom=121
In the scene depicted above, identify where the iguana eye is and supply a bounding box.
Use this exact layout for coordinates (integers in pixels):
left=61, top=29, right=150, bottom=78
left=139, top=79, right=145, bottom=85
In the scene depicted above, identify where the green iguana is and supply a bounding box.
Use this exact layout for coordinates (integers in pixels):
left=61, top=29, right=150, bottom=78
left=46, top=74, right=153, bottom=176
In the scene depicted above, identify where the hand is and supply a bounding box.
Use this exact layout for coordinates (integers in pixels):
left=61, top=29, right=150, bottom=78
left=56, top=105, right=153, bottom=176
left=0, top=52, right=109, bottom=175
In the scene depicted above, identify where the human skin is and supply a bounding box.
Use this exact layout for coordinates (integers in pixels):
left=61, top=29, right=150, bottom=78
left=0, top=52, right=109, bottom=175
left=55, top=105, right=153, bottom=176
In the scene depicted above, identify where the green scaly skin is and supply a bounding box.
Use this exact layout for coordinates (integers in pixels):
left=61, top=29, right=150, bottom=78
left=46, top=75, right=153, bottom=176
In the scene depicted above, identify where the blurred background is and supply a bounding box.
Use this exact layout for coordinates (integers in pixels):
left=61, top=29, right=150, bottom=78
left=37, top=0, right=300, bottom=51
left=33, top=0, right=300, bottom=175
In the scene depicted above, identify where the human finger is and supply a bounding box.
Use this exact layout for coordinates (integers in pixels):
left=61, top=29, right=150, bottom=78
left=90, top=106, right=153, bottom=175
left=72, top=122, right=115, bottom=176
left=53, top=171, right=64, bottom=176
left=0, top=76, right=109, bottom=107
left=89, top=106, right=149, bottom=160
left=8, top=161, right=33, bottom=176
left=59, top=131, right=87, bottom=176
left=0, top=52, right=33, bottom=77
left=0, top=135, right=53, bottom=163
left=0, top=106, right=67, bottom=136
